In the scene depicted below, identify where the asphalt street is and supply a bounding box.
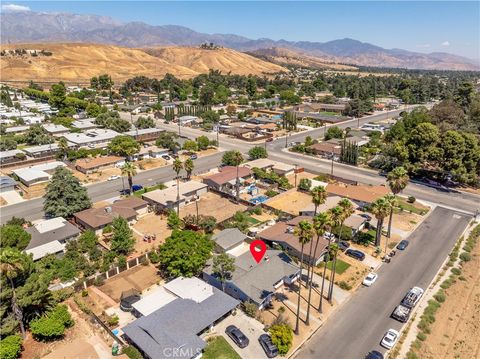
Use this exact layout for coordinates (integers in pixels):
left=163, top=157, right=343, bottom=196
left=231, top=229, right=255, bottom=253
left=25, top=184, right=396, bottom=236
left=294, top=206, right=472, bottom=359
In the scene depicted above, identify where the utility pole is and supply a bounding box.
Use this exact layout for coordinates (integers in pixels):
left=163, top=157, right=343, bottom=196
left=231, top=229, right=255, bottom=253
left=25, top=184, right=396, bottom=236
left=294, top=164, right=298, bottom=188
left=330, top=152, right=334, bottom=176
left=176, top=176, right=180, bottom=215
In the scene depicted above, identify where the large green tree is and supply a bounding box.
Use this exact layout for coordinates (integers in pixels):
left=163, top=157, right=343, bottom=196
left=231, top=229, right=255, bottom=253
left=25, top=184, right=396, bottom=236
left=248, top=146, right=268, bottom=160
left=110, top=217, right=135, bottom=255
left=0, top=225, right=31, bottom=250
left=108, top=135, right=140, bottom=158
left=212, top=253, right=235, bottom=292
left=43, top=166, right=91, bottom=218
left=158, top=230, right=213, bottom=278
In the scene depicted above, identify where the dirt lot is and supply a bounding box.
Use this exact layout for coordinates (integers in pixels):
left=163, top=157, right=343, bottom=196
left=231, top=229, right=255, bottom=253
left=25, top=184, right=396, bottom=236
left=132, top=213, right=171, bottom=253
left=137, top=157, right=168, bottom=170
left=178, top=192, right=247, bottom=222
left=73, top=167, right=122, bottom=184
left=0, top=197, right=7, bottom=206
left=18, top=182, right=48, bottom=199
left=97, top=264, right=160, bottom=302
left=414, top=239, right=480, bottom=359
left=21, top=301, right=119, bottom=359
left=286, top=171, right=320, bottom=187
left=265, top=189, right=312, bottom=215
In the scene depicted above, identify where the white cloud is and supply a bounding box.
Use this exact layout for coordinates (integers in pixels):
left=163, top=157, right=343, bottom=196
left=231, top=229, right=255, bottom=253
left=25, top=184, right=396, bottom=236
left=416, top=44, right=431, bottom=48
left=441, top=41, right=450, bottom=47
left=1, top=4, right=31, bottom=12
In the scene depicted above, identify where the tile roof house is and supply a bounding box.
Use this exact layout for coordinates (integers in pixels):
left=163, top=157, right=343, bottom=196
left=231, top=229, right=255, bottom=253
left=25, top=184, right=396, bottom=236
left=326, top=183, right=390, bottom=206
left=74, top=197, right=148, bottom=234
left=309, top=140, right=342, bottom=157
left=203, top=250, right=299, bottom=309
left=257, top=216, right=330, bottom=266
left=75, top=156, right=125, bottom=174
left=243, top=158, right=296, bottom=176
left=24, top=217, right=81, bottom=261
left=123, top=277, right=239, bottom=359
left=202, top=166, right=252, bottom=193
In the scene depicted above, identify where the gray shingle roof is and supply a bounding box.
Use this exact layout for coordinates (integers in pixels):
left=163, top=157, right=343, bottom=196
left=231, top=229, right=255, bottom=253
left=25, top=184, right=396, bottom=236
left=123, top=286, right=239, bottom=359
left=212, top=228, right=248, bottom=251
left=25, top=218, right=81, bottom=250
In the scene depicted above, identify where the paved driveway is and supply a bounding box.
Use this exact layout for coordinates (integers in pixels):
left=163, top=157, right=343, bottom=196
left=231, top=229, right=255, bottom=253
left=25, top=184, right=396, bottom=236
left=294, top=207, right=471, bottom=359
left=208, top=311, right=269, bottom=359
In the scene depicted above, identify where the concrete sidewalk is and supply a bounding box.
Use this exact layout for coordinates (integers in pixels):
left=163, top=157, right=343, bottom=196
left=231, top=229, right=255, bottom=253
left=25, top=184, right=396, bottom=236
left=309, top=272, right=349, bottom=305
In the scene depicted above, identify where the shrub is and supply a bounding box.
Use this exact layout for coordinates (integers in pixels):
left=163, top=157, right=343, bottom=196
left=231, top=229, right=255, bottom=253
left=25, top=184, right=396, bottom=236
left=459, top=252, right=471, bottom=262
left=252, top=206, right=263, bottom=215
left=417, top=332, right=427, bottom=341
left=122, top=346, right=142, bottom=359
left=148, top=250, right=161, bottom=264
left=337, top=281, right=352, bottom=290
left=269, top=324, right=293, bottom=355
left=407, top=196, right=416, bottom=203
left=265, top=189, right=279, bottom=197
left=298, top=178, right=311, bottom=191
left=107, top=314, right=119, bottom=327
left=434, top=291, right=446, bottom=303
left=407, top=350, right=419, bottom=359
left=242, top=301, right=258, bottom=318
left=81, top=289, right=89, bottom=297
left=30, top=316, right=66, bottom=340
left=0, top=335, right=23, bottom=359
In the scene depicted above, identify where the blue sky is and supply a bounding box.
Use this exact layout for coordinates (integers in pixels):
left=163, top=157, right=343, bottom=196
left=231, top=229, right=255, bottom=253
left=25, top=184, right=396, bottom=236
left=2, top=1, right=479, bottom=59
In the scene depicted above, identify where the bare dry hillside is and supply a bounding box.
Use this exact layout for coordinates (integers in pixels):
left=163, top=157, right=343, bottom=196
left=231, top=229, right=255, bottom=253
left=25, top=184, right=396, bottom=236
left=0, top=43, right=286, bottom=84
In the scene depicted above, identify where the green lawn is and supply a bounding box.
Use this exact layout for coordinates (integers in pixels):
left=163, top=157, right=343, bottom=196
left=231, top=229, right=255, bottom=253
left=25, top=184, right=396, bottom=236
left=133, top=183, right=167, bottom=197
left=318, top=259, right=351, bottom=274
left=246, top=216, right=260, bottom=224
left=203, top=336, right=241, bottom=359
left=395, top=197, right=429, bottom=215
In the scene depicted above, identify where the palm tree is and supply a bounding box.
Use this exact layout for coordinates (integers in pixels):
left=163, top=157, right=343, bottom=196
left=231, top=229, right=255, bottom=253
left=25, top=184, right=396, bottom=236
left=328, top=199, right=354, bottom=302
left=310, top=186, right=327, bottom=215
left=370, top=197, right=392, bottom=247
left=383, top=194, right=398, bottom=251
left=326, top=206, right=343, bottom=304
left=121, top=162, right=137, bottom=194
left=184, top=158, right=194, bottom=180
left=386, top=167, right=409, bottom=237
left=0, top=248, right=30, bottom=338
left=293, top=220, right=313, bottom=335
left=58, top=137, right=69, bottom=161
left=230, top=151, right=244, bottom=203
left=309, top=212, right=331, bottom=316
left=173, top=158, right=183, bottom=215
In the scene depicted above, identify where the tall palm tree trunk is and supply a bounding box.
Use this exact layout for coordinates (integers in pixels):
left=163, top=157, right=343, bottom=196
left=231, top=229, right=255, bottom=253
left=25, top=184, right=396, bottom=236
left=128, top=175, right=133, bottom=193
left=294, top=243, right=305, bottom=335
left=328, top=224, right=344, bottom=302
left=318, top=234, right=332, bottom=312
left=235, top=166, right=240, bottom=203
left=9, top=278, right=25, bottom=339
left=304, top=239, right=314, bottom=325
left=176, top=177, right=180, bottom=215
left=375, top=218, right=383, bottom=247
left=387, top=207, right=394, bottom=238
left=306, top=234, right=321, bottom=322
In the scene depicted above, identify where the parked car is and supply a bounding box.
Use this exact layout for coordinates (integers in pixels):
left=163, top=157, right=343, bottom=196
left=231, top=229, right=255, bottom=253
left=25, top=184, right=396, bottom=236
left=162, top=155, right=171, bottom=160
left=265, top=137, right=274, bottom=142
left=190, top=154, right=198, bottom=160
left=366, top=350, right=384, bottom=359
left=362, top=272, right=378, bottom=286
left=131, top=185, right=143, bottom=192
left=396, top=240, right=409, bottom=250
left=108, top=175, right=120, bottom=181
left=391, top=304, right=411, bottom=323
left=120, top=189, right=131, bottom=195
left=401, top=287, right=424, bottom=308
left=381, top=329, right=399, bottom=349
left=338, top=240, right=350, bottom=251
left=225, top=325, right=249, bottom=348
left=345, top=249, right=365, bottom=261
left=258, top=334, right=278, bottom=358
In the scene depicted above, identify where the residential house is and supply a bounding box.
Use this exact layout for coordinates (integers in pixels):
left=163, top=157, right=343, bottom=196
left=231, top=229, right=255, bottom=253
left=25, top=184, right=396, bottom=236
left=5, top=125, right=30, bottom=135
left=123, top=277, right=239, bottom=359
left=0, top=176, right=17, bottom=193
left=326, top=183, right=390, bottom=207
left=24, top=217, right=81, bottom=261
left=203, top=249, right=299, bottom=309
left=23, top=143, right=61, bottom=158
left=243, top=158, right=295, bottom=176
left=125, top=128, right=163, bottom=142
left=75, top=156, right=125, bottom=174
left=73, top=197, right=148, bottom=234
left=63, top=129, right=120, bottom=149
left=212, top=228, right=249, bottom=253
left=202, top=166, right=252, bottom=194
left=12, top=161, right=66, bottom=186
left=131, top=146, right=169, bottom=161
left=0, top=149, right=24, bottom=164
left=257, top=216, right=329, bottom=266
left=178, top=116, right=200, bottom=126
left=42, top=124, right=70, bottom=137
left=309, top=140, right=342, bottom=159
left=71, top=119, right=98, bottom=131
left=142, top=180, right=207, bottom=211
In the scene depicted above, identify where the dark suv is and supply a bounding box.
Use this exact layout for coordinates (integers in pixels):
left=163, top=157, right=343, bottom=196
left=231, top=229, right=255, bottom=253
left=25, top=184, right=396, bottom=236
left=396, top=240, right=409, bottom=250
left=258, top=334, right=278, bottom=358
left=225, top=325, right=249, bottom=348
left=366, top=350, right=384, bottom=359
left=345, top=249, right=365, bottom=261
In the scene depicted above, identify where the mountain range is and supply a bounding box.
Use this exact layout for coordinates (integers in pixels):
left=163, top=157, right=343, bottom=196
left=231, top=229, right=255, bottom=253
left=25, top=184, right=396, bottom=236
left=1, top=10, right=479, bottom=71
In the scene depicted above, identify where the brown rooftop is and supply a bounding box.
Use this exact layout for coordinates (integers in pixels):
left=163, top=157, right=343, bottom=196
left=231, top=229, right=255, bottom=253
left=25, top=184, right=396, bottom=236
left=203, top=166, right=252, bottom=186
left=75, top=156, right=124, bottom=170
left=309, top=142, right=342, bottom=155
left=326, top=183, right=390, bottom=204
left=74, top=197, right=147, bottom=229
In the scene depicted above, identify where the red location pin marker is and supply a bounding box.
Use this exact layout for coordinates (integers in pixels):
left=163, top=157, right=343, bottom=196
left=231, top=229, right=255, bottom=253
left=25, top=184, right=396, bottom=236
left=250, top=240, right=267, bottom=263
